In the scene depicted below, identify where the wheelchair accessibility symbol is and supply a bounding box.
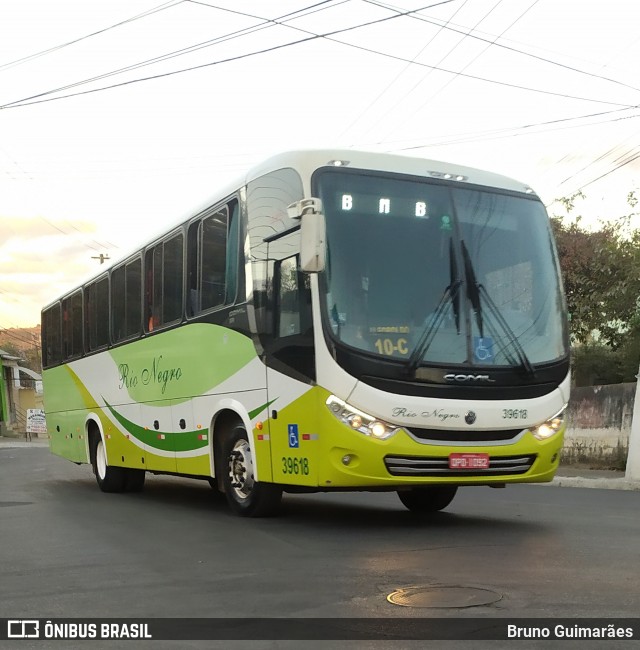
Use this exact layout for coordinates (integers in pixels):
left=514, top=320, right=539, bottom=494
left=288, top=424, right=299, bottom=448
left=474, top=336, right=494, bottom=363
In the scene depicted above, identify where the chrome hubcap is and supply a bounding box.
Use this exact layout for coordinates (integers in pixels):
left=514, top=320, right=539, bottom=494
left=228, top=439, right=254, bottom=500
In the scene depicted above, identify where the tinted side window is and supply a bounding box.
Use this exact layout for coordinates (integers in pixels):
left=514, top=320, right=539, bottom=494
left=111, top=266, right=126, bottom=341
left=42, top=303, right=62, bottom=368
left=187, top=201, right=239, bottom=316
left=201, top=208, right=228, bottom=310
left=125, top=259, right=142, bottom=339
left=62, top=291, right=83, bottom=360
left=145, top=233, right=184, bottom=331
left=86, top=277, right=109, bottom=351
left=112, top=258, right=142, bottom=343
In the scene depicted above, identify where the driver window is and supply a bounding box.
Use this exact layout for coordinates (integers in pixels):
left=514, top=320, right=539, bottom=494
left=277, top=256, right=303, bottom=337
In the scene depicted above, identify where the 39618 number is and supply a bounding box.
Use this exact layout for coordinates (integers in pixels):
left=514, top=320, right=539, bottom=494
left=281, top=456, right=310, bottom=475
left=502, top=408, right=528, bottom=419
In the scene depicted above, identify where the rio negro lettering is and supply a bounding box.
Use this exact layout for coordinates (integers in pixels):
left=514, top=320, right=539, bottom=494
left=391, top=407, right=460, bottom=422
left=118, top=355, right=183, bottom=395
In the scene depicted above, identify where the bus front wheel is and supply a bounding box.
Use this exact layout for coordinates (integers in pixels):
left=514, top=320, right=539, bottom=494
left=221, top=424, right=282, bottom=517
left=397, top=485, right=458, bottom=513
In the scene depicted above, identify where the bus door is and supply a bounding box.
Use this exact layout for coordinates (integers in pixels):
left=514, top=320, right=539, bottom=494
left=265, top=233, right=318, bottom=487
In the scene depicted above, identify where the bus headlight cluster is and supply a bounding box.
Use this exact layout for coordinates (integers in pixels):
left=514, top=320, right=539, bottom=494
left=326, top=396, right=399, bottom=440
left=530, top=408, right=566, bottom=440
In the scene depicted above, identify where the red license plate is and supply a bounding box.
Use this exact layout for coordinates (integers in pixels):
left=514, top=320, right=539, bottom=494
left=449, top=453, right=490, bottom=469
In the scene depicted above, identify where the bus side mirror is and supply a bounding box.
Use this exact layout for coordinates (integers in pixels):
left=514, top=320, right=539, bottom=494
left=288, top=198, right=326, bottom=273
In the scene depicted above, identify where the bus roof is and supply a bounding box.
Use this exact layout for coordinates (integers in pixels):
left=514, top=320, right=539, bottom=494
left=244, top=149, right=537, bottom=196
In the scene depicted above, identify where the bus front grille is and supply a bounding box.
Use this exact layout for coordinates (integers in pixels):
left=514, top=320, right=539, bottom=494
left=405, top=427, right=524, bottom=443
left=384, top=454, right=537, bottom=477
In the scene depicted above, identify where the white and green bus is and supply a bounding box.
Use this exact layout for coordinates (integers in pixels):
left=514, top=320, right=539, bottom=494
left=41, top=149, right=570, bottom=517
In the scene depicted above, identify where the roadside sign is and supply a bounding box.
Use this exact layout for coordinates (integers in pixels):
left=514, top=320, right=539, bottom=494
left=26, top=409, right=47, bottom=435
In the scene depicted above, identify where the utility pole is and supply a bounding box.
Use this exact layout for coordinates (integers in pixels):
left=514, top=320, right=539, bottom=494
left=91, top=253, right=110, bottom=264
left=626, top=364, right=640, bottom=481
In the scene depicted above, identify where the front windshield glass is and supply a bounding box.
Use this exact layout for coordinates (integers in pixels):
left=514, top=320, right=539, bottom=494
left=316, top=169, right=568, bottom=368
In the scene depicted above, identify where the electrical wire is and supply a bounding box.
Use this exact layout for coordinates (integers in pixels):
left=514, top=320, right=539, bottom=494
left=380, top=106, right=640, bottom=151
left=0, top=0, right=186, bottom=72
left=337, top=0, right=472, bottom=139
left=381, top=0, right=541, bottom=142
left=4, top=1, right=635, bottom=111
left=359, top=0, right=510, bottom=142
left=0, top=325, right=39, bottom=348
left=367, top=0, right=640, bottom=96
left=572, top=150, right=640, bottom=194
left=0, top=0, right=351, bottom=107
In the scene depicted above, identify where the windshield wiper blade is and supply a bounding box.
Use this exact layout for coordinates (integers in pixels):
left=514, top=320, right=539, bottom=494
left=449, top=237, right=461, bottom=333
left=460, top=241, right=536, bottom=377
left=405, top=238, right=461, bottom=373
left=461, top=240, right=483, bottom=337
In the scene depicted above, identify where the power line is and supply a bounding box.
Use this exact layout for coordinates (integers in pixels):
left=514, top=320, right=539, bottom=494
left=385, top=0, right=541, bottom=141
left=572, top=149, right=640, bottom=194
left=359, top=0, right=511, bottom=143
left=368, top=0, right=640, bottom=96
left=0, top=0, right=349, bottom=108
left=0, top=146, right=120, bottom=252
left=337, top=0, right=472, bottom=139
left=0, top=0, right=185, bottom=72
left=383, top=106, right=640, bottom=151
left=0, top=325, right=39, bottom=348
left=2, top=0, right=636, bottom=112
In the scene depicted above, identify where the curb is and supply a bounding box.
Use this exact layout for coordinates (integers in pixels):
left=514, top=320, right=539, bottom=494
left=548, top=475, right=640, bottom=491
left=0, top=438, right=49, bottom=449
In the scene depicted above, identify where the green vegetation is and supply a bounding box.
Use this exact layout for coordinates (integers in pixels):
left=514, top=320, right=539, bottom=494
left=551, top=191, right=640, bottom=385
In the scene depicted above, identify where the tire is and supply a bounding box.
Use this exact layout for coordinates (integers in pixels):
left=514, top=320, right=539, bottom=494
left=221, top=424, right=282, bottom=517
left=397, top=485, right=458, bottom=513
left=124, top=468, right=146, bottom=493
left=91, top=435, right=126, bottom=493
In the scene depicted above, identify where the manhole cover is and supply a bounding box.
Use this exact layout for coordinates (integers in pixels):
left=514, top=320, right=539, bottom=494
left=387, top=585, right=502, bottom=609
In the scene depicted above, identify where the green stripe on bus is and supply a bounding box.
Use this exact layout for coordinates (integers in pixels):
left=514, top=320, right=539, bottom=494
left=102, top=398, right=206, bottom=452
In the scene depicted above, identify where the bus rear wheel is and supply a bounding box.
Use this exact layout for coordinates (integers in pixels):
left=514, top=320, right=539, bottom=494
left=91, top=435, right=126, bottom=493
left=221, top=424, right=282, bottom=517
left=397, top=486, right=458, bottom=513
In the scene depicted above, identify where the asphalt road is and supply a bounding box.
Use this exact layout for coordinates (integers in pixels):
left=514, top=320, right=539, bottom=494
left=1, top=445, right=639, bottom=649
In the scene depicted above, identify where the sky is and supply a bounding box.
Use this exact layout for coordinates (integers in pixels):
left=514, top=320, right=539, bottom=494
left=1, top=0, right=640, bottom=329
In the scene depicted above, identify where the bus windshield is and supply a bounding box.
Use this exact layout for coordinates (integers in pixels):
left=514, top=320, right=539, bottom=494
left=316, top=169, right=568, bottom=369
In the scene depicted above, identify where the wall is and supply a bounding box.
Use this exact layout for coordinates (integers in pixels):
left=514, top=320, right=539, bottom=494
left=563, top=382, right=635, bottom=469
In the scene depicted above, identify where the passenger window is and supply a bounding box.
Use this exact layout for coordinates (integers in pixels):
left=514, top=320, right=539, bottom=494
left=187, top=200, right=239, bottom=316
left=85, top=277, right=109, bottom=351
left=145, top=233, right=184, bottom=331
left=111, top=258, right=142, bottom=342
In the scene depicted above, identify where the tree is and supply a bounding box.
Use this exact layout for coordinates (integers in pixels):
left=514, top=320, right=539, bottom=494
left=550, top=191, right=640, bottom=349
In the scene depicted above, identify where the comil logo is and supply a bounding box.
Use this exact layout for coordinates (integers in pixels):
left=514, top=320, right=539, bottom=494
left=8, top=620, right=40, bottom=638
left=444, top=373, right=495, bottom=383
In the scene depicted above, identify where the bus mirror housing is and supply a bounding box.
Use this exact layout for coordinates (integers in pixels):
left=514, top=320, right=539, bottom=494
left=288, top=198, right=326, bottom=273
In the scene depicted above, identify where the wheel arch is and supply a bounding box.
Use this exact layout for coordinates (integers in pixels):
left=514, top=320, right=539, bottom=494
left=84, top=414, right=105, bottom=466
left=209, top=399, right=255, bottom=491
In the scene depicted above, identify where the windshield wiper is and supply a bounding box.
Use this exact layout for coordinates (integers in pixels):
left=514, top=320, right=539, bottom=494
left=405, top=238, right=461, bottom=373
left=460, top=241, right=536, bottom=377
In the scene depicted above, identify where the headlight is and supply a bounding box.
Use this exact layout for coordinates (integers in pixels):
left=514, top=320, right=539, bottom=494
left=530, top=408, right=566, bottom=441
left=326, top=395, right=400, bottom=440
